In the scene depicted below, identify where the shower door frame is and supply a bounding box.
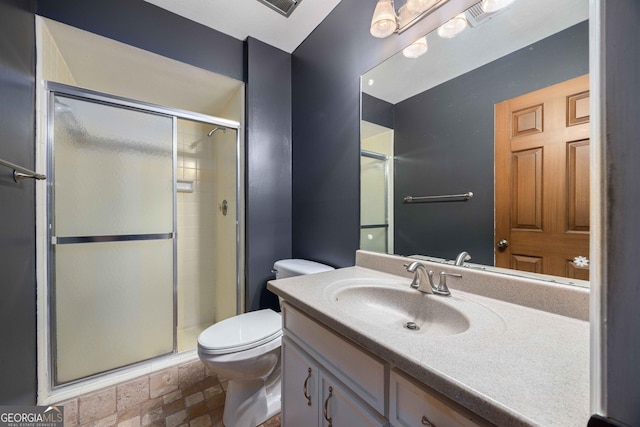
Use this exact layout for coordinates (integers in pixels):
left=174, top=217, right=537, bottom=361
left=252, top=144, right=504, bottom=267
left=360, top=149, right=392, bottom=254
left=44, top=82, right=244, bottom=389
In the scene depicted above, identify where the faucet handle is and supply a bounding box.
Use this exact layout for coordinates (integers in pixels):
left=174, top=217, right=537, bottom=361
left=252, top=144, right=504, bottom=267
left=434, top=271, right=461, bottom=296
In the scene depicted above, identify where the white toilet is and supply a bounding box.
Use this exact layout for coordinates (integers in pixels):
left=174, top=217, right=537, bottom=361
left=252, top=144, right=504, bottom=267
left=197, top=259, right=334, bottom=427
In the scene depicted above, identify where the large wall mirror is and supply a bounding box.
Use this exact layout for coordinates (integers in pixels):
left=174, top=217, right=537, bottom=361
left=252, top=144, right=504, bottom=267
left=360, top=0, right=590, bottom=286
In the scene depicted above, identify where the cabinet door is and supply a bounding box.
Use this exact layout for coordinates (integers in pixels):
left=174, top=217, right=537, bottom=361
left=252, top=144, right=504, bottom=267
left=320, top=373, right=388, bottom=427
left=390, top=370, right=483, bottom=427
left=282, top=337, right=321, bottom=427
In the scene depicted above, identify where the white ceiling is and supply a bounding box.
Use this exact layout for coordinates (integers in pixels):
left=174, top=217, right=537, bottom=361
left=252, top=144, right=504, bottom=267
left=363, top=0, right=589, bottom=105
left=143, top=0, right=343, bottom=54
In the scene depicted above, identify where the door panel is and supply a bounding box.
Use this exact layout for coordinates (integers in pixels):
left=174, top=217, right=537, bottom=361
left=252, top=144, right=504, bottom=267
left=511, top=255, right=543, bottom=273
left=512, top=104, right=543, bottom=136
left=567, top=91, right=590, bottom=126
left=511, top=148, right=543, bottom=230
left=495, top=74, right=590, bottom=279
left=567, top=139, right=590, bottom=231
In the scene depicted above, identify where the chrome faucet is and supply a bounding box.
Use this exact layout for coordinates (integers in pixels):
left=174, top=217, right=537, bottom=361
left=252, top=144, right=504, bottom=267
left=405, top=261, right=432, bottom=294
left=454, top=251, right=471, bottom=266
left=405, top=261, right=459, bottom=296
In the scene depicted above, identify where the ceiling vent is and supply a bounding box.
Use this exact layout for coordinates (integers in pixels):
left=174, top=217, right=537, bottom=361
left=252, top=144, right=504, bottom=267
left=256, top=0, right=302, bottom=17
left=465, top=2, right=509, bottom=28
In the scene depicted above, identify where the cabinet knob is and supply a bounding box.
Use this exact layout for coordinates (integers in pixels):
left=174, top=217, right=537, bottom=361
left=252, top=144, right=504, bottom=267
left=497, top=239, right=509, bottom=249
left=323, top=386, right=333, bottom=427
left=422, top=415, right=436, bottom=426
left=303, top=367, right=312, bottom=406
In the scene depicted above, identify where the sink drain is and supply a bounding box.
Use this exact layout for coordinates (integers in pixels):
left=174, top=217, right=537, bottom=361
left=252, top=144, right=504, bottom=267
left=404, top=321, right=420, bottom=331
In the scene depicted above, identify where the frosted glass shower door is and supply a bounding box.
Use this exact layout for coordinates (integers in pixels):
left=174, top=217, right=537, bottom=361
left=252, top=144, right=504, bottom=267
left=360, top=154, right=388, bottom=253
left=50, top=94, right=175, bottom=384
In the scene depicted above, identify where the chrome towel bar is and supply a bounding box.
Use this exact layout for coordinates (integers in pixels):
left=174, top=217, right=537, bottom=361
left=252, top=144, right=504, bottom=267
left=404, top=192, right=473, bottom=203
left=0, top=157, right=46, bottom=183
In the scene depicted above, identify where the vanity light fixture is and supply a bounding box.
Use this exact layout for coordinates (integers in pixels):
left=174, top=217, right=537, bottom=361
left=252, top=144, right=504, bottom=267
left=370, top=0, right=398, bottom=38
left=481, top=0, right=516, bottom=13
left=402, top=36, right=428, bottom=58
left=370, top=0, right=449, bottom=38
left=406, top=0, right=438, bottom=14
left=437, top=12, right=468, bottom=38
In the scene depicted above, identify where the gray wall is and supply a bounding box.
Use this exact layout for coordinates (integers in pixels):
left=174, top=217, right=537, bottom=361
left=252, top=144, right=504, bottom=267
left=245, top=37, right=292, bottom=311
left=361, top=93, right=394, bottom=129
left=291, top=0, right=474, bottom=267
left=393, top=22, right=589, bottom=264
left=603, top=1, right=640, bottom=424
left=0, top=0, right=37, bottom=404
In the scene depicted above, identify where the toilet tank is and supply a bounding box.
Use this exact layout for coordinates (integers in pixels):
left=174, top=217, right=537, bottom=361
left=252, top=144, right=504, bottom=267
left=273, top=259, right=334, bottom=279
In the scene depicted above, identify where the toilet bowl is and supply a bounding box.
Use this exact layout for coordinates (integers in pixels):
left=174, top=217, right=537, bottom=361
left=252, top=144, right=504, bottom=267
left=197, top=259, right=334, bottom=427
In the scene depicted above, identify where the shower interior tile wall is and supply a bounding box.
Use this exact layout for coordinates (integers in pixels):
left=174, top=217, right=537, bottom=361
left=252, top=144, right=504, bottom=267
left=177, top=121, right=217, bottom=350
left=212, top=95, right=241, bottom=325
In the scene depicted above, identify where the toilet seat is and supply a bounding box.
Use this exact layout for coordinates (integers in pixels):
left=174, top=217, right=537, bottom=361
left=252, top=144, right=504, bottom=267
left=198, top=309, right=282, bottom=354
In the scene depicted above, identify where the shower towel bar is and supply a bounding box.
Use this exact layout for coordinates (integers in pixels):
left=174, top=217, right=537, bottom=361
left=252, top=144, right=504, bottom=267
left=404, top=192, right=473, bottom=203
left=0, top=157, right=46, bottom=183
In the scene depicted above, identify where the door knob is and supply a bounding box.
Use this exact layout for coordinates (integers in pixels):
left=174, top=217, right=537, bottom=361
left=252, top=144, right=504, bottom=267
left=497, top=239, right=509, bottom=249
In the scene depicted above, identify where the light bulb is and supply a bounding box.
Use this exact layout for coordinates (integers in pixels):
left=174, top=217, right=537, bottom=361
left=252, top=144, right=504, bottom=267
left=402, top=36, right=428, bottom=59
left=437, top=13, right=467, bottom=39
left=481, top=0, right=516, bottom=13
left=370, top=0, right=397, bottom=38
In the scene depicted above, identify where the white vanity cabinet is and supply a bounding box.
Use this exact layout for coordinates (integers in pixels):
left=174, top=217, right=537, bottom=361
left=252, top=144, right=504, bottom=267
left=282, top=337, right=387, bottom=427
left=281, top=303, right=490, bottom=427
left=281, top=336, right=320, bottom=426
left=282, top=303, right=387, bottom=427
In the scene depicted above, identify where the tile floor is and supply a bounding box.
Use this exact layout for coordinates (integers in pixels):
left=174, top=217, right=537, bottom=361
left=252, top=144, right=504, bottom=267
left=56, top=359, right=281, bottom=427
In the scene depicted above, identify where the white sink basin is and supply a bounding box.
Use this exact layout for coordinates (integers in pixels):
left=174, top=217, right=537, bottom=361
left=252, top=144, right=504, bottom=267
left=324, top=278, right=504, bottom=337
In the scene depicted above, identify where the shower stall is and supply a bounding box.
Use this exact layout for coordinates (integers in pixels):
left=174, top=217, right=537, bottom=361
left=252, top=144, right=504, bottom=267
left=360, top=150, right=390, bottom=253
left=46, top=82, right=243, bottom=386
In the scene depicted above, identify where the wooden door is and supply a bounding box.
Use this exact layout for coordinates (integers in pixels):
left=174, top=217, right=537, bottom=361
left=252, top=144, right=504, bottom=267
left=495, top=74, right=590, bottom=280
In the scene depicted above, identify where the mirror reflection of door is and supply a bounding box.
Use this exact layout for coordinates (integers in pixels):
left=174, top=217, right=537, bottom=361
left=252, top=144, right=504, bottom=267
left=495, top=74, right=590, bottom=280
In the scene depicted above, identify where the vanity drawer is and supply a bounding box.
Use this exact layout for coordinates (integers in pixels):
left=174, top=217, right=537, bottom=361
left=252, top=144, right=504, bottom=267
left=283, top=303, right=386, bottom=414
left=390, top=369, right=486, bottom=427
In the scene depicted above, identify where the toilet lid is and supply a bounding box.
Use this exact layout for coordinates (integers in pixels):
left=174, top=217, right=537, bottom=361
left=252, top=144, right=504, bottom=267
left=198, top=309, right=282, bottom=354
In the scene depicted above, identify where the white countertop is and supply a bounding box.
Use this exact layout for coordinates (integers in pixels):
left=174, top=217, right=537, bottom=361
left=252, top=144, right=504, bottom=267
left=267, top=265, right=590, bottom=427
